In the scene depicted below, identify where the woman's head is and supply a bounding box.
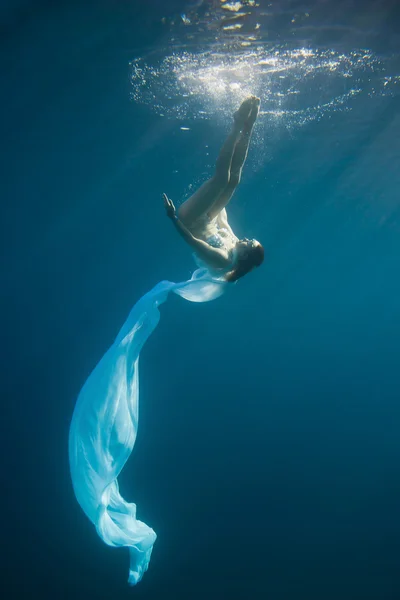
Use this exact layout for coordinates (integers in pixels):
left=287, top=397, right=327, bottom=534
left=225, top=238, right=265, bottom=283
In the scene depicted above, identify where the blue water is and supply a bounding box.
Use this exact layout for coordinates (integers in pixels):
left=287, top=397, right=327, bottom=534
left=2, top=1, right=400, bottom=598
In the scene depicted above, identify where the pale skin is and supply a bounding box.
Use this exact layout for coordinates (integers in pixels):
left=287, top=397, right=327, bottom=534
left=163, top=95, right=262, bottom=270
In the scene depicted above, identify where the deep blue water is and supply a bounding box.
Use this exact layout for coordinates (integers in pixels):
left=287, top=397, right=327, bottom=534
left=2, top=1, right=400, bottom=599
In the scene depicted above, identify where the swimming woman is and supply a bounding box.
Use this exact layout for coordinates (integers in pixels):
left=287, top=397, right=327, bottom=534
left=163, top=95, right=264, bottom=283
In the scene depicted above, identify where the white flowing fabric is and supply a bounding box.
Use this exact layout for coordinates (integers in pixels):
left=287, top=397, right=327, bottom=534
left=69, top=268, right=227, bottom=585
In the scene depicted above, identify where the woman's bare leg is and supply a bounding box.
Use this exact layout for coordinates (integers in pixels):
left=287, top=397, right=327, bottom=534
left=177, top=98, right=253, bottom=225
left=208, top=97, right=260, bottom=220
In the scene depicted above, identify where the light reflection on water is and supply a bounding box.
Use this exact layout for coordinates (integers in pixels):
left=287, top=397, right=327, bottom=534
left=130, top=1, right=399, bottom=129
left=131, top=46, right=397, bottom=128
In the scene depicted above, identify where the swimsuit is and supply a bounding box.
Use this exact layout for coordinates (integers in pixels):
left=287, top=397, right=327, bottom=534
left=199, top=216, right=235, bottom=250
left=206, top=231, right=228, bottom=248
left=193, top=214, right=238, bottom=274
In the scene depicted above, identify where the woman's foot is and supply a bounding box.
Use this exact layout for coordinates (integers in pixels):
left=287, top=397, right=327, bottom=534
left=233, top=97, right=254, bottom=127
left=245, top=96, right=260, bottom=129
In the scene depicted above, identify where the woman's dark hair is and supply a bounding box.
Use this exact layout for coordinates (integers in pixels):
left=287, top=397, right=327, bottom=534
left=225, top=241, right=265, bottom=283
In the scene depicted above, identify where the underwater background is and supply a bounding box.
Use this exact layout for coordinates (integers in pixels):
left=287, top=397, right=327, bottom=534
left=2, top=0, right=400, bottom=598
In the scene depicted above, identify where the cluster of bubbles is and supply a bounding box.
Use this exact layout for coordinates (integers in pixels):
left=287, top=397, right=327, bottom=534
left=130, top=44, right=398, bottom=129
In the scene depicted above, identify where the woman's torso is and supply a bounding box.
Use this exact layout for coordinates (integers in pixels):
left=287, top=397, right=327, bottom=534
left=189, top=210, right=238, bottom=275
left=191, top=210, right=238, bottom=254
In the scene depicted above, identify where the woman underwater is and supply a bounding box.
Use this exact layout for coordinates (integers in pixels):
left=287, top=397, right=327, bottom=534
left=69, top=97, right=267, bottom=588
left=163, top=95, right=265, bottom=282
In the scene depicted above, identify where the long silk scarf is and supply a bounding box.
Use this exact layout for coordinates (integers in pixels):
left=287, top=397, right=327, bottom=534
left=69, top=268, right=227, bottom=584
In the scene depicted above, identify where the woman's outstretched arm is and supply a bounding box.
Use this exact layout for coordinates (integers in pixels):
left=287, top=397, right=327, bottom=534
left=163, top=194, right=230, bottom=269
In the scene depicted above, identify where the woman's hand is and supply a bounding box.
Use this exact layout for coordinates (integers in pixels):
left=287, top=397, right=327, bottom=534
left=163, top=193, right=177, bottom=220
